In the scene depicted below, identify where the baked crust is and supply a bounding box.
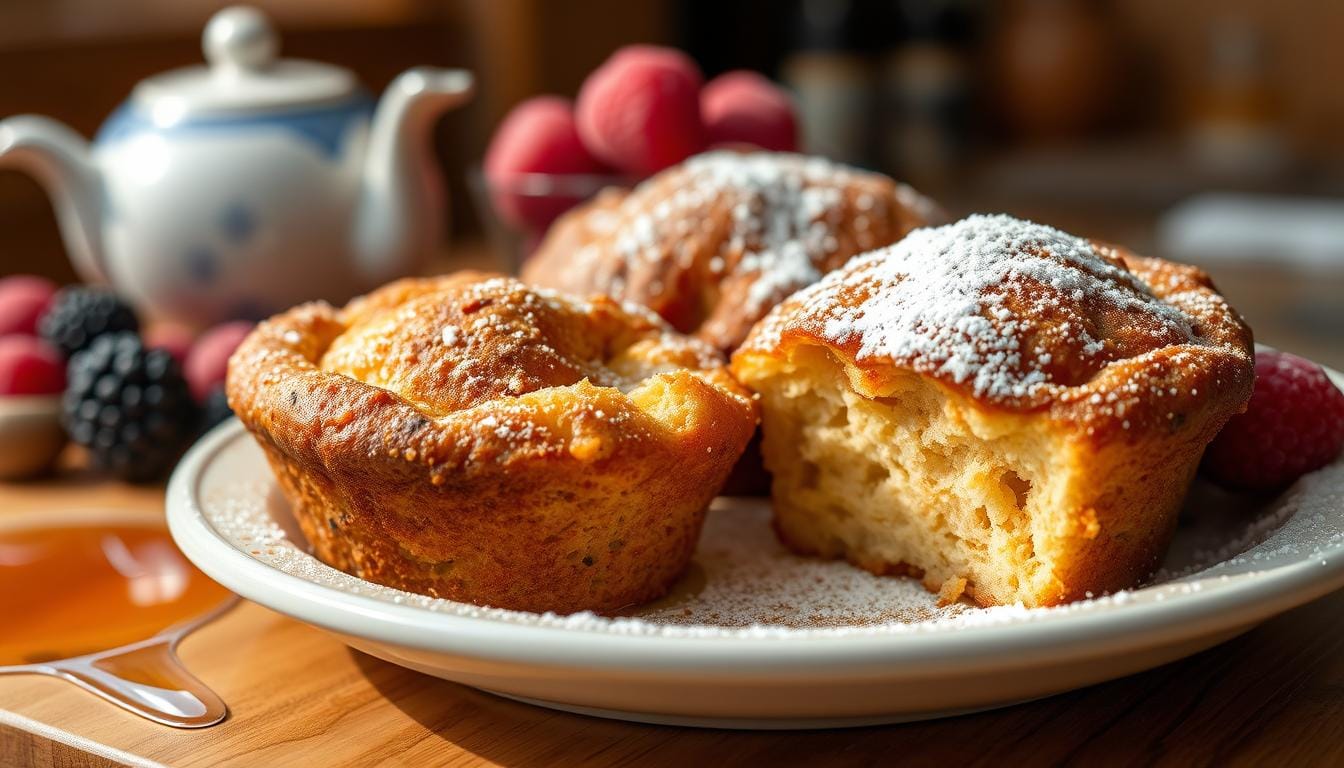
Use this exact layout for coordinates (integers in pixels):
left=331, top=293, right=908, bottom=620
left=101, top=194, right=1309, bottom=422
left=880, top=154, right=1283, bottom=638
left=732, top=215, right=1255, bottom=606
left=737, top=219, right=1254, bottom=442
left=522, top=150, right=944, bottom=353
left=228, top=274, right=758, bottom=613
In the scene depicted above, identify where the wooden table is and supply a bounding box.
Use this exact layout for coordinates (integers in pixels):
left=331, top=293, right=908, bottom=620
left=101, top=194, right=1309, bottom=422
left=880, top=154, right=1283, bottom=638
left=2, top=245, right=1342, bottom=765
left=2, top=457, right=1343, bottom=767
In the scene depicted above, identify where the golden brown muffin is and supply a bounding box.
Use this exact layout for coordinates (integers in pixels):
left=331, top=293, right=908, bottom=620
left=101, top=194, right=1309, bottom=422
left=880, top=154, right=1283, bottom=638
left=522, top=150, right=944, bottom=353
left=731, top=215, right=1254, bottom=607
left=228, top=274, right=757, bottom=614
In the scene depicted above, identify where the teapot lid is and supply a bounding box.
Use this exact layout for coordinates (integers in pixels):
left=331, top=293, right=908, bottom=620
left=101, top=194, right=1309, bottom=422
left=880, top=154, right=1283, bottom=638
left=130, top=6, right=359, bottom=116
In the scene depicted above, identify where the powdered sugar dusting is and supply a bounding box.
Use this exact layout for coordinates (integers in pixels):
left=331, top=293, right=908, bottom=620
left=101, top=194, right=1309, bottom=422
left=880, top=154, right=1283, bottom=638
left=201, top=443, right=1344, bottom=639
left=758, top=214, right=1198, bottom=401
left=609, top=152, right=920, bottom=314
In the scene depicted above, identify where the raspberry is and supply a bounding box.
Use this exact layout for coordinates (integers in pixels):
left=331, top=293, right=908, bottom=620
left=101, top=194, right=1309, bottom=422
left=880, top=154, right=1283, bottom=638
left=701, top=70, right=799, bottom=152
left=484, top=96, right=611, bottom=232
left=0, top=335, right=66, bottom=395
left=184, top=321, right=254, bottom=403
left=0, top=275, right=58, bottom=337
left=39, top=287, right=139, bottom=357
left=576, top=45, right=706, bottom=174
left=1203, top=350, right=1344, bottom=490
left=63, top=332, right=199, bottom=482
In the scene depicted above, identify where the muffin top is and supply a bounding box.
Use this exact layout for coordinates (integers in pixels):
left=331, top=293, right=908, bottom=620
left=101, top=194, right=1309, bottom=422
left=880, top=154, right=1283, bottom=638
left=228, top=274, right=755, bottom=481
left=323, top=275, right=728, bottom=418
left=522, top=151, right=943, bottom=352
left=735, top=215, right=1254, bottom=436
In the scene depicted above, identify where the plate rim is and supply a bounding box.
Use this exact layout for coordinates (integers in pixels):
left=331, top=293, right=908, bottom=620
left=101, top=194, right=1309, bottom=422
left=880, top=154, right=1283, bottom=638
left=167, top=366, right=1344, bottom=677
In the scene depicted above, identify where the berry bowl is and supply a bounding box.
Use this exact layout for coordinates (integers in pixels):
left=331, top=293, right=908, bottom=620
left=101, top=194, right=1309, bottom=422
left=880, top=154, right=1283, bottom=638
left=0, top=395, right=65, bottom=480
left=467, top=167, right=636, bottom=273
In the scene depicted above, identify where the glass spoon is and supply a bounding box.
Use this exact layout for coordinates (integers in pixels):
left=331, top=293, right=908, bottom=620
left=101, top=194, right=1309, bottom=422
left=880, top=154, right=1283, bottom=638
left=0, top=598, right=236, bottom=728
left=0, top=516, right=237, bottom=728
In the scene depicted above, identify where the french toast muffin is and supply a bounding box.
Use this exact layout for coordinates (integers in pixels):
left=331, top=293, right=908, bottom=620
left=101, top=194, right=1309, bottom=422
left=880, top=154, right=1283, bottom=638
left=731, top=215, right=1255, bottom=607
left=228, top=274, right=757, bottom=613
left=522, top=150, right=944, bottom=353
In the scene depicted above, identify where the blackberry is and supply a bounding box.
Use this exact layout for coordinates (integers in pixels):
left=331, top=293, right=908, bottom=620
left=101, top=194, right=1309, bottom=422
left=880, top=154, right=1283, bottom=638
left=39, top=287, right=139, bottom=358
left=200, top=386, right=235, bottom=433
left=63, top=332, right=199, bottom=482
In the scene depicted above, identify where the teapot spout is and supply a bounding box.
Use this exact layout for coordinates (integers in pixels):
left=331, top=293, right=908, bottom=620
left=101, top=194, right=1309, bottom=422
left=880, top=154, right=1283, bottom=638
left=0, top=116, right=106, bottom=283
left=354, top=67, right=473, bottom=284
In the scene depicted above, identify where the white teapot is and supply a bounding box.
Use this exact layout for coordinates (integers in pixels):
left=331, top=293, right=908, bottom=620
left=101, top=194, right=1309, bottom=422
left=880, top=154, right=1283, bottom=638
left=0, top=6, right=473, bottom=326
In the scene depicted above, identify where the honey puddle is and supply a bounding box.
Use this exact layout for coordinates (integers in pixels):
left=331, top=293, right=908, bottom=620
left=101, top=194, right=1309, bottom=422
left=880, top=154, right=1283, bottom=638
left=0, top=522, right=231, bottom=666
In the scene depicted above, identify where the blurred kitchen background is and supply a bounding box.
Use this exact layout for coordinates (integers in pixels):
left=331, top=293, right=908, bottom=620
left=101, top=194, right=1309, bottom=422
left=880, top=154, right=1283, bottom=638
left=1, top=0, right=1341, bottom=366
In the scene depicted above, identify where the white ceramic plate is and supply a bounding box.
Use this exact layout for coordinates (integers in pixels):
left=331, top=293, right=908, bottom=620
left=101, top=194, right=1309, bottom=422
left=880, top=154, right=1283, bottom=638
left=166, top=366, right=1344, bottom=729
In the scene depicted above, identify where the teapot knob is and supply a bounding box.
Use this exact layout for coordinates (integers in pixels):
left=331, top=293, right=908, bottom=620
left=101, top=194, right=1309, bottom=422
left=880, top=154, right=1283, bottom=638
left=203, top=6, right=278, bottom=74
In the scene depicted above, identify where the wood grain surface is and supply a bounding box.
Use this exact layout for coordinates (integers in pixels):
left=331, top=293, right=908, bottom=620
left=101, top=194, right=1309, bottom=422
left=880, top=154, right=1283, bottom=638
left=1, top=246, right=1341, bottom=766
left=2, top=453, right=1343, bottom=767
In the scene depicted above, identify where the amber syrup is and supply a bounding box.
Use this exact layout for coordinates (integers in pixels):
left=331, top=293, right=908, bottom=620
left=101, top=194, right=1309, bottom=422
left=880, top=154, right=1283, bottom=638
left=0, top=522, right=231, bottom=666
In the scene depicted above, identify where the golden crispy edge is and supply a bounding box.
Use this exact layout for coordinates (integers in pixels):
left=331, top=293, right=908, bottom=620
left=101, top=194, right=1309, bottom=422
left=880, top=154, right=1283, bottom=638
left=228, top=278, right=759, bottom=492
left=226, top=275, right=761, bottom=612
